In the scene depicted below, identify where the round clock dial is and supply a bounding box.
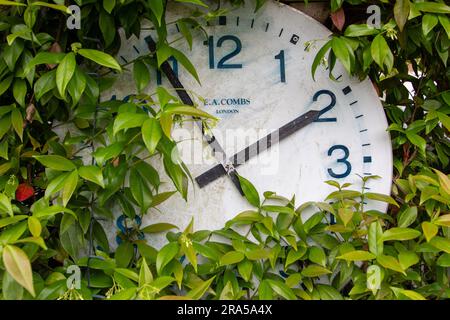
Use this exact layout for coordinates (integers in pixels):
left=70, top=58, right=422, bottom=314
left=104, top=0, right=393, bottom=240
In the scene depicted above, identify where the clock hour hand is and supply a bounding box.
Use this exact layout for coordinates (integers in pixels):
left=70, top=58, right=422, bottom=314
left=145, top=35, right=244, bottom=195
left=195, top=110, right=321, bottom=188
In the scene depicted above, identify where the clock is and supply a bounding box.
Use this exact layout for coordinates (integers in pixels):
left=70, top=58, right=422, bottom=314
left=103, top=0, right=393, bottom=245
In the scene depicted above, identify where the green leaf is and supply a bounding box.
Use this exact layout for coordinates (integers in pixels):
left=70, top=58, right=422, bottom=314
left=45, top=172, right=70, bottom=199
left=56, top=52, right=76, bottom=97
left=175, top=0, right=208, bottom=7
left=309, top=246, right=326, bottom=266
left=0, top=193, right=13, bottom=217
left=141, top=223, right=178, bottom=234
left=0, top=139, right=8, bottom=160
left=285, top=247, right=307, bottom=268
left=138, top=257, right=153, bottom=286
left=422, top=14, right=439, bottom=35
left=33, top=155, right=76, bottom=171
left=11, top=108, right=23, bottom=141
left=371, top=34, right=394, bottom=72
left=0, top=215, right=28, bottom=228
left=0, top=0, right=26, bottom=6
left=67, top=67, right=86, bottom=107
left=62, top=170, right=78, bottom=207
left=316, top=284, right=344, bottom=300
left=437, top=253, right=450, bottom=267
left=133, top=60, right=150, bottom=93
left=0, top=76, right=13, bottom=96
left=93, top=142, right=124, bottom=165
left=258, top=280, right=273, bottom=300
left=156, top=43, right=173, bottom=68
left=27, top=52, right=65, bottom=70
left=156, top=242, right=179, bottom=274
left=414, top=2, right=450, bottom=14
left=103, top=0, right=115, bottom=13
left=113, top=112, right=148, bottom=135
left=301, top=264, right=332, bottom=277
left=382, top=227, right=421, bottom=241
left=150, top=276, right=175, bottom=292
left=391, top=287, right=426, bottom=300
left=30, top=1, right=69, bottom=13
left=171, top=48, right=200, bottom=84
left=398, top=251, right=419, bottom=270
left=246, top=248, right=271, bottom=261
left=149, top=0, right=164, bottom=26
left=159, top=112, right=173, bottom=138
left=237, top=260, right=253, bottom=282
left=311, top=40, right=331, bottom=80
left=365, top=192, right=399, bottom=207
left=394, top=0, right=410, bottom=32
left=368, top=221, right=384, bottom=256
left=338, top=207, right=353, bottom=227
left=435, top=214, right=450, bottom=227
left=220, top=251, right=245, bottom=266
left=99, top=10, right=115, bottom=47
left=429, top=237, right=450, bottom=253
left=266, top=279, right=297, bottom=300
left=331, top=37, right=354, bottom=74
left=109, top=288, right=137, bottom=300
left=34, top=69, right=56, bottom=100
left=344, top=24, right=379, bottom=37
left=421, top=221, right=438, bottom=242
left=150, top=191, right=176, bottom=208
left=434, top=169, right=450, bottom=195
left=439, top=15, right=450, bottom=38
left=12, top=79, right=27, bottom=107
left=165, top=105, right=217, bottom=120
left=406, top=132, right=426, bottom=154
left=115, top=241, right=134, bottom=268
left=337, top=250, right=376, bottom=261
left=2, top=245, right=35, bottom=297
left=3, top=39, right=24, bottom=71
left=237, top=175, right=260, bottom=207
left=163, top=155, right=187, bottom=199
left=377, top=255, right=405, bottom=274
left=78, top=49, right=121, bottom=71
left=78, top=165, right=104, bottom=188
left=129, top=167, right=152, bottom=212
left=187, top=276, right=215, bottom=300
left=27, top=216, right=41, bottom=237
left=115, top=268, right=139, bottom=282
left=33, top=205, right=77, bottom=219
left=398, top=206, right=418, bottom=228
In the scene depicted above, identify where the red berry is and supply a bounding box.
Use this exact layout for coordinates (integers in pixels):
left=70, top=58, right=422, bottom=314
left=16, top=183, right=35, bottom=202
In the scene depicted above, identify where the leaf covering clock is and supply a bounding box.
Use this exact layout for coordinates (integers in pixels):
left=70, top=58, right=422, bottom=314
left=104, top=0, right=393, bottom=241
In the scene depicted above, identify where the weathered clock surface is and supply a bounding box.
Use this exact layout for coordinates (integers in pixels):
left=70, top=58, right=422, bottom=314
left=103, top=0, right=393, bottom=246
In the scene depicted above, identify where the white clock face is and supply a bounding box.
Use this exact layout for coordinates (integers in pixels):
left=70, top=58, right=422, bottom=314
left=104, top=0, right=393, bottom=244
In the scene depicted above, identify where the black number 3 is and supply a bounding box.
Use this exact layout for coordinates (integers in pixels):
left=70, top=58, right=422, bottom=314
left=327, top=145, right=352, bottom=178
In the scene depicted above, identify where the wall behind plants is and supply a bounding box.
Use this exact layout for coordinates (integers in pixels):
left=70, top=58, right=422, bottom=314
left=0, top=0, right=449, bottom=300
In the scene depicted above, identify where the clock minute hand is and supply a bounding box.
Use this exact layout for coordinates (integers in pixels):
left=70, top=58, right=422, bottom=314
left=195, top=110, right=321, bottom=188
left=145, top=35, right=244, bottom=195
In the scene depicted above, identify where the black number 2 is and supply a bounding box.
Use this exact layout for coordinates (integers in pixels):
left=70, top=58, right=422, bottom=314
left=313, top=90, right=337, bottom=122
